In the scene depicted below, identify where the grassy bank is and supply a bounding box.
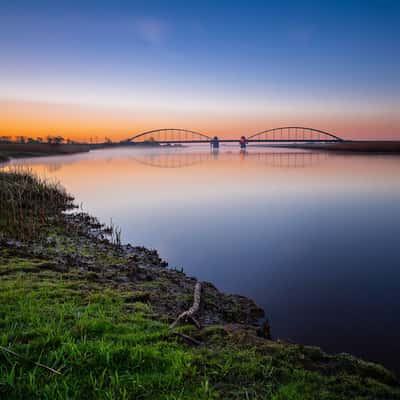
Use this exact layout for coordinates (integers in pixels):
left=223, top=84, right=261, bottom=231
left=0, top=170, right=399, bottom=399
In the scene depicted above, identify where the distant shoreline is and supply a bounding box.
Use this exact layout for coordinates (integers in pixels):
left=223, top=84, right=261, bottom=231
left=255, top=140, right=400, bottom=153
left=0, top=142, right=182, bottom=163
left=2, top=141, right=400, bottom=165
left=0, top=143, right=91, bottom=163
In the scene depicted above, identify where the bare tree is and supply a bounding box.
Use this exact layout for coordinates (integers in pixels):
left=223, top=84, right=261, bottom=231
left=52, top=136, right=65, bottom=145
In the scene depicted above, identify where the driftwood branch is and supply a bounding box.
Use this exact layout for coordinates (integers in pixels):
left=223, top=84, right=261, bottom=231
left=170, top=281, right=202, bottom=329
left=0, top=345, right=62, bottom=375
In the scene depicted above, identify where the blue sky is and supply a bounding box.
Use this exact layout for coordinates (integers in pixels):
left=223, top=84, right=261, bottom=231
left=1, top=0, right=399, bottom=138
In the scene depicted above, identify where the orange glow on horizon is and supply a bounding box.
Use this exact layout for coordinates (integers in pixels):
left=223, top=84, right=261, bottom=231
left=1, top=99, right=399, bottom=142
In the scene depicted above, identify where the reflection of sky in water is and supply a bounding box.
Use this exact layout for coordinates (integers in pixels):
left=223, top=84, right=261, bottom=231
left=8, top=147, right=400, bottom=372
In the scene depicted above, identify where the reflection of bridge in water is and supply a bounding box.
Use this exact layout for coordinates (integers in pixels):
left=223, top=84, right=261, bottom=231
left=133, top=150, right=329, bottom=169
left=132, top=151, right=212, bottom=168
left=126, top=126, right=343, bottom=144
left=249, top=151, right=329, bottom=168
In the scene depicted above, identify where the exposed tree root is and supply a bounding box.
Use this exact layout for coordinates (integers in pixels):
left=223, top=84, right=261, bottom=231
left=170, top=281, right=202, bottom=329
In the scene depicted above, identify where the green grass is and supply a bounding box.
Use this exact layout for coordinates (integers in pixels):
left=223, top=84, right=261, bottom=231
left=0, top=275, right=192, bottom=399
left=0, top=266, right=399, bottom=400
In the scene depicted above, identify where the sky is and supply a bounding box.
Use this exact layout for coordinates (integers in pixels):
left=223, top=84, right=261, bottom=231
left=0, top=0, right=399, bottom=141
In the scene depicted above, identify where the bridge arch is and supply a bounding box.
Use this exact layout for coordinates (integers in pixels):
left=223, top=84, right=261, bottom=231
left=247, top=127, right=343, bottom=142
left=127, top=128, right=212, bottom=143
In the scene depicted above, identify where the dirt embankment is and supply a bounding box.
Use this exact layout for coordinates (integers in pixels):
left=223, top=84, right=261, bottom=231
left=1, top=210, right=399, bottom=399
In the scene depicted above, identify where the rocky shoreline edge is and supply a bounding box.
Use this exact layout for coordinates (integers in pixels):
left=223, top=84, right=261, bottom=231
left=2, top=212, right=266, bottom=332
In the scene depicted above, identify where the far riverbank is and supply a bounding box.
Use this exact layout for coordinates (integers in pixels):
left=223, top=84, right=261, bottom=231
left=0, top=143, right=90, bottom=163
left=259, top=140, right=400, bottom=153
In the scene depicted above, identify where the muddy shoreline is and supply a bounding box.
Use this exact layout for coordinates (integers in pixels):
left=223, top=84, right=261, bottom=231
left=1, top=211, right=266, bottom=330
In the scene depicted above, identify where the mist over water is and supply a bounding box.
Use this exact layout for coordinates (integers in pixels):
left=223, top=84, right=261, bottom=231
left=8, top=146, right=400, bottom=372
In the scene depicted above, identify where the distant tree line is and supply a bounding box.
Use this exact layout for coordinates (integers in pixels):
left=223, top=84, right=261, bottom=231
left=0, top=136, right=116, bottom=145
left=0, top=135, right=68, bottom=144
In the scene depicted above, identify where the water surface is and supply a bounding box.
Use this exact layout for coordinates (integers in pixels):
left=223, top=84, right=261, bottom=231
left=8, top=146, right=400, bottom=372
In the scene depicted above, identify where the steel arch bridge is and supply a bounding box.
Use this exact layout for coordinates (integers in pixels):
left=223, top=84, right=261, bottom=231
left=126, top=128, right=212, bottom=144
left=125, top=127, right=343, bottom=144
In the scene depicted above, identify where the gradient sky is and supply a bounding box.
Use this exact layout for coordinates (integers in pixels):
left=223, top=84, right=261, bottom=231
left=1, top=0, right=399, bottom=140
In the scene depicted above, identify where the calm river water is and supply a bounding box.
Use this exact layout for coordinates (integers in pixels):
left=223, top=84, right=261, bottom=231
left=9, top=146, right=400, bottom=372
